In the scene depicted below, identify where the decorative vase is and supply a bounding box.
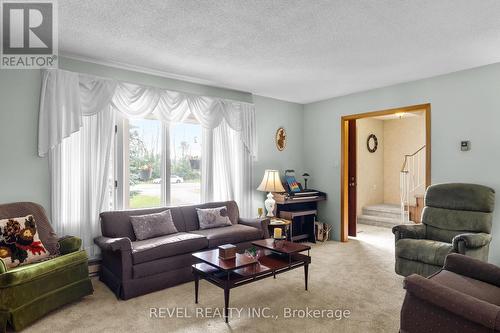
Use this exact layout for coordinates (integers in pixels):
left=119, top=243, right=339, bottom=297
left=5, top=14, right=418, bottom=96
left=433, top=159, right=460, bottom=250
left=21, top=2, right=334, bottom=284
left=264, top=192, right=276, bottom=217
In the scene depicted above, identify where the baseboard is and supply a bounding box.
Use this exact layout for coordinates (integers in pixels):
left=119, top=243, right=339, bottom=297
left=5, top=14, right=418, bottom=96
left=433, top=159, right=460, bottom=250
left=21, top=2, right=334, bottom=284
left=88, top=259, right=101, bottom=277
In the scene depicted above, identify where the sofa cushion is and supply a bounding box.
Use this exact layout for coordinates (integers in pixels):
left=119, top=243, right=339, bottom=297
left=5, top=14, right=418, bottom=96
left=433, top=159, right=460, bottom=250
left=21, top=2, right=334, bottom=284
left=180, top=201, right=240, bottom=231
left=396, top=238, right=454, bottom=266
left=423, top=207, right=492, bottom=239
left=132, top=252, right=197, bottom=279
left=0, top=215, right=50, bottom=269
left=130, top=210, right=178, bottom=241
left=190, top=224, right=262, bottom=248
left=0, top=202, right=59, bottom=255
left=131, top=232, right=207, bottom=265
left=100, top=206, right=186, bottom=240
left=196, top=206, right=232, bottom=230
left=431, top=270, right=500, bottom=306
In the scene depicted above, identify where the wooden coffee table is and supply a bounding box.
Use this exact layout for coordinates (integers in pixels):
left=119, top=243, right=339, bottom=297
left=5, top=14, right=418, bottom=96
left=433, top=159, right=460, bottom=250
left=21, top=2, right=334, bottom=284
left=192, top=239, right=311, bottom=323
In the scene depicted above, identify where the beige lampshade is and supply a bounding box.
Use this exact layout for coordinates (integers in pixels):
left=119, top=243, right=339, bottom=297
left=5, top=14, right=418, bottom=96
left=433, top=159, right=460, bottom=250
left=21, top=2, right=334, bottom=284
left=257, top=170, right=286, bottom=193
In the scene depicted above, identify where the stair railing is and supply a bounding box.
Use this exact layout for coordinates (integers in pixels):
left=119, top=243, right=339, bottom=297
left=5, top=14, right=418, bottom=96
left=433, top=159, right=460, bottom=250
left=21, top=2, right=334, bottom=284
left=400, top=145, right=426, bottom=223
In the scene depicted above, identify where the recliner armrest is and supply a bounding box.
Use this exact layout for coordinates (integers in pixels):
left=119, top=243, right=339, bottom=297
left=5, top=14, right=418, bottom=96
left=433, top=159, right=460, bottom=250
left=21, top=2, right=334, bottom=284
left=404, top=274, right=500, bottom=331
left=58, top=235, right=82, bottom=255
left=392, top=224, right=426, bottom=241
left=94, top=236, right=132, bottom=252
left=452, top=233, right=491, bottom=252
left=239, top=217, right=270, bottom=238
left=444, top=253, right=500, bottom=288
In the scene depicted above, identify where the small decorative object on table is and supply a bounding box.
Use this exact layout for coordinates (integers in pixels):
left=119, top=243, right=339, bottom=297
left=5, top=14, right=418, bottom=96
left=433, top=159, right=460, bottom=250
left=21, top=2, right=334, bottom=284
left=257, top=207, right=264, bottom=218
left=273, top=227, right=283, bottom=239
left=218, top=244, right=236, bottom=260
left=244, top=246, right=264, bottom=260
left=270, top=218, right=291, bottom=240
left=273, top=227, right=286, bottom=247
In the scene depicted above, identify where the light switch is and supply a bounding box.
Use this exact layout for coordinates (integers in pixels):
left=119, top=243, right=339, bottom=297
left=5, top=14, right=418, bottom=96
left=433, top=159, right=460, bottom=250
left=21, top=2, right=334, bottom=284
left=461, top=140, right=471, bottom=151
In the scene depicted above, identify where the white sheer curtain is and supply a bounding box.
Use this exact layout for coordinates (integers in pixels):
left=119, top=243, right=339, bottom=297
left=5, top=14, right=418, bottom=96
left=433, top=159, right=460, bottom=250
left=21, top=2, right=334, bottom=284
left=39, top=69, right=257, bottom=256
left=212, top=120, right=253, bottom=217
left=49, top=110, right=115, bottom=257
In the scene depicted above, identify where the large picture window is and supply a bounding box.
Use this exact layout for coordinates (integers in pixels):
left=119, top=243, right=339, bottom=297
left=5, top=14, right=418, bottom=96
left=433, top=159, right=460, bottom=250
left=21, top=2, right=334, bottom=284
left=119, top=116, right=202, bottom=209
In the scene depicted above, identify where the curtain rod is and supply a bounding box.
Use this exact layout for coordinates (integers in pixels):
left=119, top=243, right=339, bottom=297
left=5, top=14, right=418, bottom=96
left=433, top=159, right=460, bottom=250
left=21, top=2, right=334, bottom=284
left=45, top=68, right=255, bottom=107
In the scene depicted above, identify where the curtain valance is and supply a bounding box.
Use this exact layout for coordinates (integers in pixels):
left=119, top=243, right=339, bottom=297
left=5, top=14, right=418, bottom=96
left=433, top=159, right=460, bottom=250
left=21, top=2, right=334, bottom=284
left=38, top=69, right=257, bottom=159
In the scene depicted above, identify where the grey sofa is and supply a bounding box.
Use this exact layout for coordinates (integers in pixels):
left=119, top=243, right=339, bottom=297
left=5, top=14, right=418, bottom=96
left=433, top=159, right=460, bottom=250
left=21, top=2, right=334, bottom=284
left=94, top=201, right=269, bottom=299
left=393, top=183, right=495, bottom=277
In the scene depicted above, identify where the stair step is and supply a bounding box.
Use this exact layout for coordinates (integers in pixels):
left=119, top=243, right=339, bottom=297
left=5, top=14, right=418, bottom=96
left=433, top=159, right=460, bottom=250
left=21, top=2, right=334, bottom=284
left=357, top=214, right=411, bottom=228
left=362, top=204, right=408, bottom=219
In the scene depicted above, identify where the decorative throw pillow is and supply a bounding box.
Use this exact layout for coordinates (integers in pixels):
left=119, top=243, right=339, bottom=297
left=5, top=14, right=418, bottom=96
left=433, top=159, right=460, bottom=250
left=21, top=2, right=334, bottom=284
left=130, top=210, right=178, bottom=241
left=0, top=215, right=50, bottom=270
left=196, top=206, right=232, bottom=230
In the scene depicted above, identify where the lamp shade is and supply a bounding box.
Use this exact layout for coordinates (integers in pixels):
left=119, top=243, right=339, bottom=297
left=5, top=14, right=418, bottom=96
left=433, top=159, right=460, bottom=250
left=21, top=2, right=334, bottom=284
left=257, top=170, right=286, bottom=193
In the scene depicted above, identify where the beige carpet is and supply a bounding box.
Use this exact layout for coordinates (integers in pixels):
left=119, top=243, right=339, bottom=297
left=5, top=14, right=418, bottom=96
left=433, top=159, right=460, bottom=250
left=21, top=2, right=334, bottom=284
left=23, top=225, right=404, bottom=333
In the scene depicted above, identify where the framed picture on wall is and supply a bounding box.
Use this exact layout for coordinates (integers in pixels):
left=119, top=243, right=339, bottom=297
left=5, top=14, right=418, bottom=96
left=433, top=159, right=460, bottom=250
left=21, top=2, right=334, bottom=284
left=275, top=127, right=287, bottom=151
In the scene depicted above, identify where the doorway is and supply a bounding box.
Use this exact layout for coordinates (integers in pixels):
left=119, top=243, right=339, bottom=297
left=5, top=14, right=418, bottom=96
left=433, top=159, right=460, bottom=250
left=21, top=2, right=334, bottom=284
left=340, top=104, right=431, bottom=242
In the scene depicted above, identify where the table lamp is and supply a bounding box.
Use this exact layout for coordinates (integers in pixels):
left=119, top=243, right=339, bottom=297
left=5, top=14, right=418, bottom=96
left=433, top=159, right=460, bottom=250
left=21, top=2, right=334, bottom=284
left=257, top=170, right=286, bottom=217
left=302, top=172, right=310, bottom=190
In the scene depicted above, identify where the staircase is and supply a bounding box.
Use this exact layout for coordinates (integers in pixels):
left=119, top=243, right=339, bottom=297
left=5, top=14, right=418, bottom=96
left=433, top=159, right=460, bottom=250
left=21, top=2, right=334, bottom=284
left=357, top=204, right=409, bottom=228
left=400, top=145, right=426, bottom=224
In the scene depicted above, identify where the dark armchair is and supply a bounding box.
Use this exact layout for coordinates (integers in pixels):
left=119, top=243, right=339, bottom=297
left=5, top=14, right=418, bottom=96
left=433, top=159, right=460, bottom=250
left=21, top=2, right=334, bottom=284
left=401, top=253, right=500, bottom=333
left=393, top=183, right=495, bottom=277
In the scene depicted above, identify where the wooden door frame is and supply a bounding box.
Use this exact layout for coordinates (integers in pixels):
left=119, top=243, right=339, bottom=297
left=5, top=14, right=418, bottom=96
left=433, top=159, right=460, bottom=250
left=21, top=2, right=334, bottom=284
left=340, top=103, right=431, bottom=242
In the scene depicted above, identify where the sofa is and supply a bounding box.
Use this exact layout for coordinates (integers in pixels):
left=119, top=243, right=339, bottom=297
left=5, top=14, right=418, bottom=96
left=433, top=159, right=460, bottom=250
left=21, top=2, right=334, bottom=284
left=393, top=183, right=495, bottom=277
left=401, top=253, right=500, bottom=333
left=0, top=202, right=93, bottom=332
left=94, top=200, right=270, bottom=300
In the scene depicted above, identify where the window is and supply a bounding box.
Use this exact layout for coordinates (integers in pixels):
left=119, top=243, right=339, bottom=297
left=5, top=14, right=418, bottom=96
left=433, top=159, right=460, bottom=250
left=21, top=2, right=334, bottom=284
left=127, top=118, right=162, bottom=209
left=117, top=116, right=202, bottom=209
left=170, top=122, right=201, bottom=205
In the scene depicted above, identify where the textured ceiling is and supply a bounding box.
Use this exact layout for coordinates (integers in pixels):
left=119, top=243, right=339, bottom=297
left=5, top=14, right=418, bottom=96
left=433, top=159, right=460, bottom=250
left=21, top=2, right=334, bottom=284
left=59, top=1, right=500, bottom=103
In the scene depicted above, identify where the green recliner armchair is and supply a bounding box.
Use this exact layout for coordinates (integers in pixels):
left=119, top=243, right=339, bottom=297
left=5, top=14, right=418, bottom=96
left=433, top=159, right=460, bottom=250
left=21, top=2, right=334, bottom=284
left=0, top=202, right=93, bottom=332
left=393, top=183, right=495, bottom=277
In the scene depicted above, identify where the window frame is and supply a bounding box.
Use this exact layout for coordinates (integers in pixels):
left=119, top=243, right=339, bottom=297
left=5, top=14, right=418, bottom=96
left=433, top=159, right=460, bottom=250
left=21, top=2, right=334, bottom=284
left=114, top=115, right=202, bottom=209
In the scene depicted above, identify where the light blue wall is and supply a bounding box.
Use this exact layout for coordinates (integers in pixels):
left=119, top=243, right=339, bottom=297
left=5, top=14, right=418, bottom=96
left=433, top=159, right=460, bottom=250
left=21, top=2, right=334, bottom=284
left=0, top=70, right=48, bottom=209
left=303, top=63, right=500, bottom=265
left=252, top=95, right=305, bottom=213
left=0, top=57, right=304, bottom=220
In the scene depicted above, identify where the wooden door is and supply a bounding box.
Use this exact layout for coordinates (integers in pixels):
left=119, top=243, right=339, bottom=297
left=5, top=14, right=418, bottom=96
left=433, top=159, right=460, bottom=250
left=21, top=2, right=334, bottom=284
left=348, top=119, right=357, bottom=236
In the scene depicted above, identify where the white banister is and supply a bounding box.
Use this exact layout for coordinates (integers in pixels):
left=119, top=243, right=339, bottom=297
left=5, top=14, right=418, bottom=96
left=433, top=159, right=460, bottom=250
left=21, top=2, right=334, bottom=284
left=400, top=146, right=426, bottom=223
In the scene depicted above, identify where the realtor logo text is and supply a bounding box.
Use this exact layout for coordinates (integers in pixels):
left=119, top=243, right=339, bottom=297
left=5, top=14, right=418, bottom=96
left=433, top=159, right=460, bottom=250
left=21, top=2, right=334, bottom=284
left=150, top=307, right=351, bottom=321
left=1, top=0, right=58, bottom=68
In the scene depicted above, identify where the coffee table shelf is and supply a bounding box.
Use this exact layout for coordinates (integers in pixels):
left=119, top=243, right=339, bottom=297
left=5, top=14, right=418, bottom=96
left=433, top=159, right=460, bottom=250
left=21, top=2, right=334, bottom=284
left=191, top=239, right=311, bottom=323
